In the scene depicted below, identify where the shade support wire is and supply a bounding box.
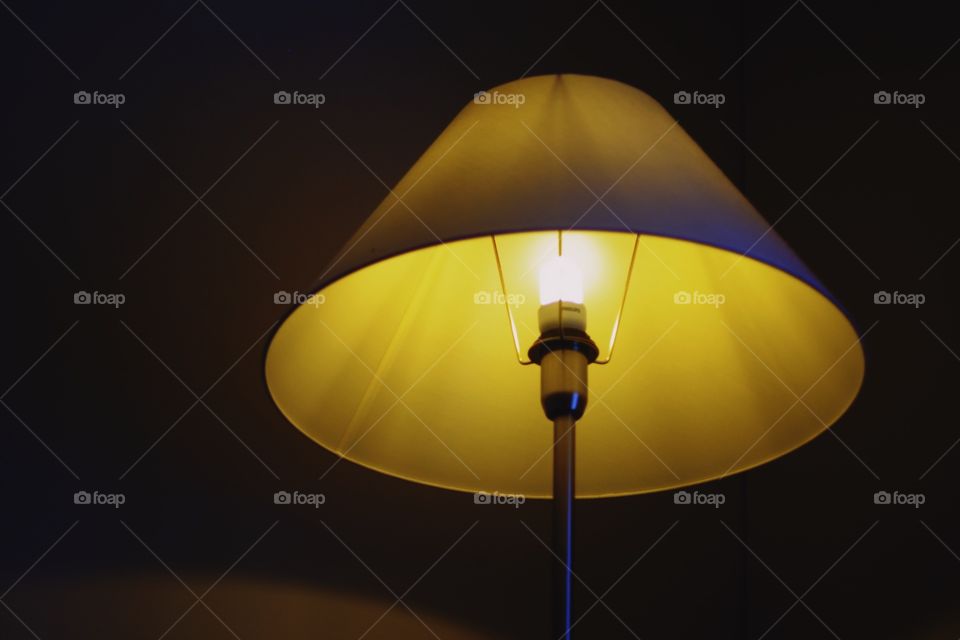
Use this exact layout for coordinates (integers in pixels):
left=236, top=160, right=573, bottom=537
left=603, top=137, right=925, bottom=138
left=492, top=235, right=533, bottom=364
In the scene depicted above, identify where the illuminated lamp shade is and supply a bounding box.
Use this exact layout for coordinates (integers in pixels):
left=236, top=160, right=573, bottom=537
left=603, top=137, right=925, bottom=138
left=265, top=74, right=865, bottom=499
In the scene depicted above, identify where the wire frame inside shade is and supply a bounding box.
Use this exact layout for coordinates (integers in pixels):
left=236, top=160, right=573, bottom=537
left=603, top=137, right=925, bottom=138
left=492, top=230, right=642, bottom=364
left=265, top=230, right=864, bottom=498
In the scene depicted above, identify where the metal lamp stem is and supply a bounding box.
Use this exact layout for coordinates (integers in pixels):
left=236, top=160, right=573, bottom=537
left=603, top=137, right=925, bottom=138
left=553, top=414, right=576, bottom=639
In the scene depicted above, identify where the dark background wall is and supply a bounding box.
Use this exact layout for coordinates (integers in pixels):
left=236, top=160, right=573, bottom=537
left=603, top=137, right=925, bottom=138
left=1, top=1, right=958, bottom=638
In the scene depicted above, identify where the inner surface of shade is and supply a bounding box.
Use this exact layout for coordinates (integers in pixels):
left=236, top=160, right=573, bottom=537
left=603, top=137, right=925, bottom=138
left=265, top=230, right=864, bottom=498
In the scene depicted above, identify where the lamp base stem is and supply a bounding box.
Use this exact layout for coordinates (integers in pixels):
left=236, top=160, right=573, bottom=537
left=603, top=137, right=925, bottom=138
left=553, top=414, right=575, bottom=639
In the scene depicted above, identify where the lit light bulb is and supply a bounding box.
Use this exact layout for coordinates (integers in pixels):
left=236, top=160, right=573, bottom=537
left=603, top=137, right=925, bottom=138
left=538, top=255, right=586, bottom=332
left=538, top=255, right=584, bottom=305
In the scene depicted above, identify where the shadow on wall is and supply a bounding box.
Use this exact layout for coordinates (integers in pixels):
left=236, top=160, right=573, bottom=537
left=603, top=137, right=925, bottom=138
left=4, top=572, right=498, bottom=639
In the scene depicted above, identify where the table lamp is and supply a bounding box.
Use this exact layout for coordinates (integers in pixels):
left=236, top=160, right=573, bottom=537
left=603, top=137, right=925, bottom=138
left=265, top=74, right=865, bottom=638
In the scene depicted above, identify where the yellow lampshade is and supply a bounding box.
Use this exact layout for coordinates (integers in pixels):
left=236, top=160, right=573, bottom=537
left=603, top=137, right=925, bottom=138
left=265, top=74, right=864, bottom=498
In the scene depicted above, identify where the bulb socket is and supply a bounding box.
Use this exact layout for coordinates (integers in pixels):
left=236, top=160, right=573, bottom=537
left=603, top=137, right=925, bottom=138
left=528, top=328, right=599, bottom=421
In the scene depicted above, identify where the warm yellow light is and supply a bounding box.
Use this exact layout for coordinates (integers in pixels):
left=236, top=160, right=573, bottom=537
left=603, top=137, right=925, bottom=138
left=539, top=255, right=584, bottom=305
left=265, top=230, right=865, bottom=498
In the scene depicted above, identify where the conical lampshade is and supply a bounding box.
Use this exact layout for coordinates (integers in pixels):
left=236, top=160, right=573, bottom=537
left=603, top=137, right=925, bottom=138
left=265, top=74, right=864, bottom=498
